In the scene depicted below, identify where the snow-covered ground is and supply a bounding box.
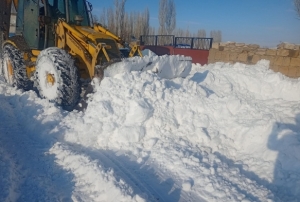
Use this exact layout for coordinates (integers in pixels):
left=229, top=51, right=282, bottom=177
left=0, top=53, right=300, bottom=202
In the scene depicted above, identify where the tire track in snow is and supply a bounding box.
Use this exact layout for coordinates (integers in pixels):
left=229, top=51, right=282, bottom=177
left=54, top=142, right=165, bottom=201
left=148, top=139, right=275, bottom=202
left=52, top=141, right=199, bottom=202
left=49, top=142, right=137, bottom=201
left=0, top=137, right=23, bottom=202
left=101, top=151, right=166, bottom=202
left=99, top=149, right=205, bottom=202
left=0, top=90, right=74, bottom=201
left=0, top=95, right=30, bottom=201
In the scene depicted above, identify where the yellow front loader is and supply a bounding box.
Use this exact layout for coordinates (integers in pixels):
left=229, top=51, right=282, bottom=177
left=0, top=0, right=134, bottom=110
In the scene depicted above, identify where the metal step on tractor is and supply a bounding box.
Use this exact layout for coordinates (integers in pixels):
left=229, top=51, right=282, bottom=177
left=0, top=0, right=143, bottom=110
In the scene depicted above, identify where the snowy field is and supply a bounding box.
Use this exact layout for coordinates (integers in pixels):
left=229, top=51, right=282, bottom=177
left=0, top=52, right=300, bottom=202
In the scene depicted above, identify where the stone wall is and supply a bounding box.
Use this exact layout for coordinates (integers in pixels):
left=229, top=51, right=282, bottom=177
left=208, top=42, right=300, bottom=78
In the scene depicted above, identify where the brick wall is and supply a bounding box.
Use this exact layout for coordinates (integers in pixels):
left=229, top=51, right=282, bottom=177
left=208, top=42, right=300, bottom=78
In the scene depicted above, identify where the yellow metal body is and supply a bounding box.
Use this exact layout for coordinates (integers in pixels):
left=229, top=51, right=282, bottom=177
left=55, top=19, right=116, bottom=79
left=128, top=42, right=143, bottom=57
left=47, top=74, right=55, bottom=85
left=93, top=24, right=124, bottom=45
left=7, top=58, right=14, bottom=77
left=1, top=0, right=122, bottom=80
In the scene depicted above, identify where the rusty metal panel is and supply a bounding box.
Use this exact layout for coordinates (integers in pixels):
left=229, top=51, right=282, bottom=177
left=173, top=48, right=209, bottom=65
left=140, top=45, right=209, bottom=65
left=140, top=35, right=212, bottom=65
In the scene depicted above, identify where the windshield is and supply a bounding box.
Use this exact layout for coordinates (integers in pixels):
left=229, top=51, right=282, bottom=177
left=68, top=0, right=90, bottom=26
left=47, top=0, right=66, bottom=19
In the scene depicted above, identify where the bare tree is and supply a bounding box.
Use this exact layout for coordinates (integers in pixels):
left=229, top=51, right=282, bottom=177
left=149, top=26, right=156, bottom=35
left=93, top=3, right=151, bottom=43
left=119, top=0, right=127, bottom=38
left=134, top=12, right=141, bottom=39
left=128, top=12, right=135, bottom=39
left=99, top=8, right=107, bottom=27
left=111, top=0, right=127, bottom=37
left=165, top=0, right=176, bottom=35
left=142, top=8, right=150, bottom=36
left=210, top=30, right=222, bottom=42
left=158, top=0, right=176, bottom=45
left=217, top=30, right=222, bottom=42
left=114, top=0, right=120, bottom=35
left=122, top=13, right=129, bottom=42
left=92, top=14, right=99, bottom=24
left=197, top=29, right=206, bottom=38
left=185, top=29, right=191, bottom=37
left=159, top=0, right=176, bottom=35
left=295, top=0, right=300, bottom=18
left=107, top=7, right=115, bottom=32
left=158, top=0, right=167, bottom=35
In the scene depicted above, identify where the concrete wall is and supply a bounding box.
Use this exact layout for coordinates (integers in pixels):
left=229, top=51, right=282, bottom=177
left=208, top=42, right=300, bottom=78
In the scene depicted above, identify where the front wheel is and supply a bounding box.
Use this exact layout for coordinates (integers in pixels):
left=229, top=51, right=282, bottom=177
left=34, top=47, right=81, bottom=111
left=1, top=44, right=33, bottom=90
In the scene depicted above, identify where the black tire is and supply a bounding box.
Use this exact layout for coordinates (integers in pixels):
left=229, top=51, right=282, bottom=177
left=34, top=47, right=81, bottom=111
left=1, top=44, right=33, bottom=90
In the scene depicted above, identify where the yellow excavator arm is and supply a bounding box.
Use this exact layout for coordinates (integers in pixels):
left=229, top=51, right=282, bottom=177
left=55, top=19, right=117, bottom=79
left=93, top=24, right=125, bottom=47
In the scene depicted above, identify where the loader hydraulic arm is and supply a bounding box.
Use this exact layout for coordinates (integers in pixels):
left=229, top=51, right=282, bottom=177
left=55, top=19, right=112, bottom=79
left=93, top=23, right=143, bottom=57
left=93, top=24, right=125, bottom=47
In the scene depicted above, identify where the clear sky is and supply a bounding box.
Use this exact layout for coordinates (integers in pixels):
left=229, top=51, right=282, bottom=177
left=89, top=0, right=300, bottom=47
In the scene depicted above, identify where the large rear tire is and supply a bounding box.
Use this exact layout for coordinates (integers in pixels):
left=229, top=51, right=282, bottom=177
left=34, top=47, right=81, bottom=111
left=1, top=44, right=33, bottom=90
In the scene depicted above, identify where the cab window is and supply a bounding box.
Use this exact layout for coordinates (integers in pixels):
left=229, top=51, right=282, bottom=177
left=68, top=0, right=90, bottom=26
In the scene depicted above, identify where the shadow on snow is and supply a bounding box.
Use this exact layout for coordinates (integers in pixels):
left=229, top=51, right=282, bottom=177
left=64, top=142, right=182, bottom=202
left=268, top=113, right=300, bottom=201
left=0, top=92, right=75, bottom=202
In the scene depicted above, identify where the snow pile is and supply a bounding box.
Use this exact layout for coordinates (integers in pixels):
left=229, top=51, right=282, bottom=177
left=1, top=56, right=300, bottom=201
left=141, top=49, right=157, bottom=57
left=105, top=54, right=192, bottom=79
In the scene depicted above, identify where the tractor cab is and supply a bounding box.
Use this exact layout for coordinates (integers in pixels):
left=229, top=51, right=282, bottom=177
left=15, top=0, right=91, bottom=50
left=0, top=0, right=124, bottom=111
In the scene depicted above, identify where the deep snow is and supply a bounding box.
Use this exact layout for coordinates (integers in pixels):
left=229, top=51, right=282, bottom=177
left=0, top=52, right=300, bottom=202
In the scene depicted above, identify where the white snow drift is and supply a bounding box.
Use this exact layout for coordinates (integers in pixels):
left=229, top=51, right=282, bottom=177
left=0, top=53, right=300, bottom=202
